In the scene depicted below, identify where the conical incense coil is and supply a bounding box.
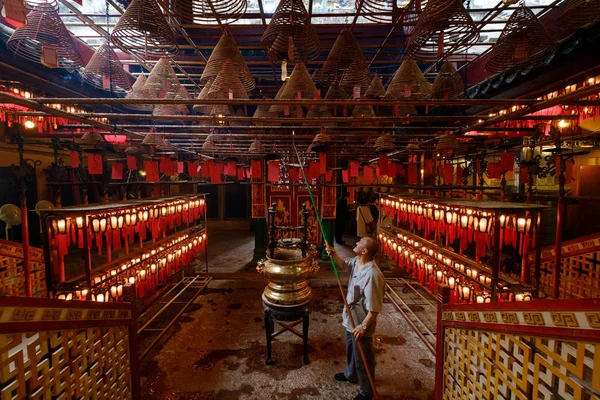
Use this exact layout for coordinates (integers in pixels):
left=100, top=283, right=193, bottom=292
left=406, top=0, right=479, bottom=60
left=280, top=62, right=318, bottom=100
left=384, top=59, right=432, bottom=101
left=321, top=28, right=365, bottom=79
left=192, top=79, right=214, bottom=114
left=249, top=138, right=266, bottom=153
left=142, top=130, right=164, bottom=145
left=200, top=32, right=255, bottom=92
left=374, top=133, right=395, bottom=153
left=153, top=85, right=189, bottom=117
left=340, top=58, right=372, bottom=96
left=166, top=0, right=247, bottom=25
left=561, top=0, right=600, bottom=29
left=261, top=0, right=320, bottom=62
left=143, top=57, right=181, bottom=99
left=364, top=76, right=386, bottom=99
left=83, top=42, right=132, bottom=92
left=206, top=60, right=248, bottom=116
left=125, top=74, right=154, bottom=111
left=202, top=133, right=218, bottom=152
left=7, top=3, right=82, bottom=69
left=308, top=131, right=332, bottom=152
left=432, top=61, right=464, bottom=99
left=435, top=133, right=459, bottom=155
left=485, top=6, right=553, bottom=73
left=111, top=0, right=179, bottom=57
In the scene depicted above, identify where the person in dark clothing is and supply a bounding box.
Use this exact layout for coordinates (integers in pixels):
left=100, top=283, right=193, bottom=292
left=368, top=200, right=379, bottom=225
left=335, top=191, right=350, bottom=244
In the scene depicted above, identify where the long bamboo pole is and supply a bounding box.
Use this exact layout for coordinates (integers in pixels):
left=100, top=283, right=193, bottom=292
left=291, top=140, right=379, bottom=399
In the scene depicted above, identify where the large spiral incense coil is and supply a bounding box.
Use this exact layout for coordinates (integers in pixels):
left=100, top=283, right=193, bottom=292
left=261, top=0, right=320, bottom=62
left=485, top=6, right=553, bottom=73
left=164, top=0, right=247, bottom=25
left=384, top=59, right=432, bottom=100
left=202, top=133, right=219, bottom=152
left=7, top=3, right=82, bottom=69
left=432, top=61, right=464, bottom=99
left=308, top=131, right=332, bottom=152
left=358, top=0, right=402, bottom=24
left=142, top=130, right=164, bottom=145
left=83, top=42, right=132, bottom=92
left=200, top=32, right=255, bottom=92
left=435, top=133, right=459, bottom=155
left=406, top=0, right=479, bottom=60
left=111, top=0, right=179, bottom=57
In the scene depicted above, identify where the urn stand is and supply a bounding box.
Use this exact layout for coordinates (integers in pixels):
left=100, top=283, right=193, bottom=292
left=257, top=203, right=319, bottom=365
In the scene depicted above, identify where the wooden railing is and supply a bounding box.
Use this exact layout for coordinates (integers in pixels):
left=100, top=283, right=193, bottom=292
left=0, top=239, right=46, bottom=297
left=435, top=298, right=600, bottom=399
left=529, top=232, right=600, bottom=298
left=0, top=296, right=140, bottom=399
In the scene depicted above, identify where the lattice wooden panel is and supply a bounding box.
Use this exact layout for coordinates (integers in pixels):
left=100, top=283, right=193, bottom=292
left=0, top=326, right=132, bottom=399
left=443, top=328, right=600, bottom=399
left=0, top=255, right=46, bottom=297
left=538, top=249, right=600, bottom=298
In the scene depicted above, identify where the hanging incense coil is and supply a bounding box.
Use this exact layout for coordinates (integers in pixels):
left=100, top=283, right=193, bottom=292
left=364, top=76, right=386, bottom=99
left=253, top=98, right=274, bottom=118
left=321, top=79, right=348, bottom=116
left=309, top=131, right=332, bottom=152
left=192, top=79, right=214, bottom=114
left=268, top=80, right=288, bottom=115
left=374, top=133, right=395, bottom=153
left=7, top=3, right=82, bottom=69
left=25, top=0, right=59, bottom=10
left=143, top=58, right=181, bottom=99
left=153, top=84, right=189, bottom=117
left=270, top=63, right=317, bottom=116
left=111, top=0, right=179, bottom=57
left=359, top=0, right=402, bottom=23
left=321, top=28, right=365, bottom=80
left=485, top=6, right=553, bottom=73
left=435, top=133, right=459, bottom=155
left=206, top=60, right=248, bottom=116
left=384, top=59, right=432, bottom=100
left=230, top=107, right=247, bottom=127
left=202, top=133, right=218, bottom=152
left=340, top=58, right=372, bottom=96
left=81, top=131, right=105, bottom=144
left=407, top=0, right=479, bottom=60
left=249, top=138, right=266, bottom=154
left=83, top=42, right=132, bottom=92
left=165, top=0, right=247, bottom=25
left=157, top=137, right=175, bottom=152
left=261, top=0, right=320, bottom=62
left=125, top=74, right=154, bottom=111
left=200, top=32, right=255, bottom=92
left=142, top=130, right=164, bottom=145
left=561, top=0, right=600, bottom=29
left=125, top=144, right=145, bottom=155
left=432, top=61, right=464, bottom=99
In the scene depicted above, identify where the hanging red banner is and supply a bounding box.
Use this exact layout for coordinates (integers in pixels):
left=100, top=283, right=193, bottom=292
left=188, top=162, right=198, bottom=178
left=326, top=170, right=333, bottom=183
left=456, top=165, right=463, bottom=185
left=500, top=151, right=514, bottom=172
left=424, top=159, right=433, bottom=175
left=268, top=161, right=280, bottom=183
left=350, top=161, right=359, bottom=177
left=444, top=163, right=453, bottom=184
left=289, top=167, right=299, bottom=183
left=363, top=166, right=373, bottom=184
left=379, top=155, right=389, bottom=176
left=237, top=167, right=245, bottom=181
left=69, top=151, right=79, bottom=168
left=251, top=160, right=262, bottom=179
left=88, top=154, right=103, bottom=175
left=319, top=153, right=327, bottom=175
left=342, top=170, right=349, bottom=183
left=126, top=155, right=137, bottom=170
left=111, top=162, right=123, bottom=180
left=177, top=162, right=184, bottom=174
left=228, top=161, right=237, bottom=177
left=408, top=163, right=418, bottom=184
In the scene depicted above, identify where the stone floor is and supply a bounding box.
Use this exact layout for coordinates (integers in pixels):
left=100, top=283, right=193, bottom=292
left=140, top=230, right=436, bottom=400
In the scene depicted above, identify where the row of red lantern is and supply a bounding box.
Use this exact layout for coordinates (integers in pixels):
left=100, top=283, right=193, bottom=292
left=50, top=196, right=206, bottom=282
left=56, top=231, right=207, bottom=302
left=378, top=230, right=532, bottom=304
left=381, top=197, right=535, bottom=261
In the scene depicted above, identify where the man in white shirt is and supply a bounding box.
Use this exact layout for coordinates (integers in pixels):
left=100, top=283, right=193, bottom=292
left=327, top=237, right=385, bottom=400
